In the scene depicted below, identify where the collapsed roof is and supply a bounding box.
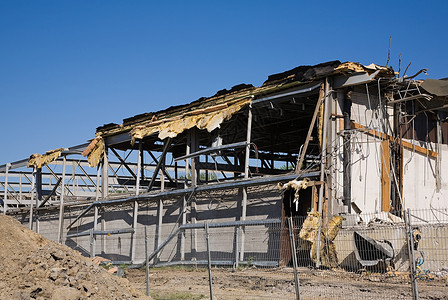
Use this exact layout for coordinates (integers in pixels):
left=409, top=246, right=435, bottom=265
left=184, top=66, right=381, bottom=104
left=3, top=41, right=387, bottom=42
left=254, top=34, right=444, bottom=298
left=82, top=60, right=395, bottom=167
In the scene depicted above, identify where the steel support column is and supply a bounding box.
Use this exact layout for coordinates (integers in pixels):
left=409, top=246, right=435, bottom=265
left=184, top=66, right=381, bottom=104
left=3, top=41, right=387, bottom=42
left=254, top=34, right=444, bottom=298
left=131, top=201, right=138, bottom=262
left=190, top=130, right=198, bottom=258
left=57, top=156, right=66, bottom=243
left=343, top=89, right=352, bottom=212
left=36, top=168, right=42, bottom=233
left=156, top=199, right=163, bottom=262
left=131, top=141, right=142, bottom=263
left=93, top=205, right=98, bottom=257
left=102, top=147, right=109, bottom=199
left=136, top=141, right=142, bottom=196
left=240, top=105, right=252, bottom=261
left=29, top=168, right=36, bottom=230
left=181, top=132, right=191, bottom=260
left=3, top=163, right=10, bottom=214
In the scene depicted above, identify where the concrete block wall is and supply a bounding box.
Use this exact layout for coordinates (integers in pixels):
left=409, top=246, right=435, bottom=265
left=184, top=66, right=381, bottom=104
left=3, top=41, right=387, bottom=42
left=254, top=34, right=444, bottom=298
left=17, top=183, right=284, bottom=265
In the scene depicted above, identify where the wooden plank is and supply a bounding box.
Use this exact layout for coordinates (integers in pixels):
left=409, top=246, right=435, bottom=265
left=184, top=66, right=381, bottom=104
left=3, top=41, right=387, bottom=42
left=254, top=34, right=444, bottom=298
left=295, top=83, right=325, bottom=173
left=351, top=122, right=437, bottom=159
left=381, top=140, right=391, bottom=212
left=279, top=202, right=291, bottom=267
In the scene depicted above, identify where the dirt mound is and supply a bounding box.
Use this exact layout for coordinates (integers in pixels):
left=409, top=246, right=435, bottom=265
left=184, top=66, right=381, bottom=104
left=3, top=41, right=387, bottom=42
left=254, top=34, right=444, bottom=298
left=0, top=214, right=149, bottom=299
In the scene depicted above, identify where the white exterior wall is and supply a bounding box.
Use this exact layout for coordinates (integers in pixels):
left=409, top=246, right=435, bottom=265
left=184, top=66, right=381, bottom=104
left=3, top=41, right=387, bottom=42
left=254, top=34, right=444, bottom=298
left=339, top=86, right=388, bottom=215
left=350, top=133, right=382, bottom=214
left=402, top=143, right=448, bottom=212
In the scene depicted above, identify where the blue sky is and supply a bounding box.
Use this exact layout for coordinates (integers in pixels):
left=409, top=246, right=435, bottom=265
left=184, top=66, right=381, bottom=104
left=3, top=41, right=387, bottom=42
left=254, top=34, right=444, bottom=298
left=1, top=1, right=447, bottom=164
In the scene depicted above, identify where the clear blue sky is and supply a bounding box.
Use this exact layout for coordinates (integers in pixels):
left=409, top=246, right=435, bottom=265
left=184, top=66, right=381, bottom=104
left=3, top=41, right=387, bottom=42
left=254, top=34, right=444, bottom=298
left=1, top=1, right=447, bottom=164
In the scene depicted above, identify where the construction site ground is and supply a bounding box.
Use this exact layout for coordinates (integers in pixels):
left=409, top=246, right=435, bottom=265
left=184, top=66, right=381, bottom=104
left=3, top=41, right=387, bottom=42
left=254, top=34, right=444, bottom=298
left=0, top=214, right=149, bottom=299
left=1, top=212, right=447, bottom=299
left=126, top=265, right=448, bottom=300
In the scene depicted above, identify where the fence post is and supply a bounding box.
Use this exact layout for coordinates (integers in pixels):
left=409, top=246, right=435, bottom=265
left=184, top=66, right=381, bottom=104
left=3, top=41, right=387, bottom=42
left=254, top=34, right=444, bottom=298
left=89, top=229, right=94, bottom=258
left=288, top=217, right=301, bottom=300
left=234, top=227, right=239, bottom=269
left=404, top=209, right=419, bottom=300
left=205, top=223, right=214, bottom=300
left=145, top=226, right=150, bottom=297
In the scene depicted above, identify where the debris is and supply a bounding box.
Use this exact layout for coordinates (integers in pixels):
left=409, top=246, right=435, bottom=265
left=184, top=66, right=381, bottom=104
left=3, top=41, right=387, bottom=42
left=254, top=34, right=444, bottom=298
left=27, top=148, right=66, bottom=169
left=82, top=136, right=105, bottom=167
left=0, top=214, right=149, bottom=299
left=298, top=212, right=344, bottom=268
left=353, top=231, right=394, bottom=267
left=278, top=178, right=310, bottom=210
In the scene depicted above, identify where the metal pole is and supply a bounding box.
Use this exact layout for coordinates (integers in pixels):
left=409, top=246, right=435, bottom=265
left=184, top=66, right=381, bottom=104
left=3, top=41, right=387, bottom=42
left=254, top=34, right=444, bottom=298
left=405, top=209, right=419, bottom=300
left=181, top=133, right=191, bottom=261
left=101, top=208, right=106, bottom=254
left=343, top=89, right=352, bottom=212
left=102, top=147, right=109, bottom=198
left=93, top=205, right=98, bottom=256
left=205, top=223, right=214, bottom=300
left=316, top=78, right=330, bottom=267
left=156, top=199, right=163, bottom=262
left=19, top=173, right=22, bottom=203
left=95, top=165, right=101, bottom=201
left=240, top=105, right=252, bottom=261
left=89, top=229, right=94, bottom=258
left=3, top=163, right=10, bottom=214
left=136, top=141, right=142, bottom=196
left=288, top=217, right=301, bottom=300
left=190, top=130, right=198, bottom=258
left=29, top=168, right=36, bottom=230
left=131, top=142, right=142, bottom=263
left=145, top=226, right=150, bottom=296
left=57, top=156, right=66, bottom=243
left=36, top=168, right=42, bottom=234
left=131, top=201, right=138, bottom=263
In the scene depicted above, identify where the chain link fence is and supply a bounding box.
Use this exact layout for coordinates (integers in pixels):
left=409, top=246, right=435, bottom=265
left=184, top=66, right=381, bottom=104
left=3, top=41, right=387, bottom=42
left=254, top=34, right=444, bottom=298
left=132, top=209, right=448, bottom=299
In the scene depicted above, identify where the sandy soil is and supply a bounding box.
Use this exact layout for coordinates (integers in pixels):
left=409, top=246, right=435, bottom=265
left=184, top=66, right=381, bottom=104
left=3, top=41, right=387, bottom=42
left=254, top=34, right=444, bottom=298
left=126, top=266, right=448, bottom=300
left=0, top=214, right=149, bottom=299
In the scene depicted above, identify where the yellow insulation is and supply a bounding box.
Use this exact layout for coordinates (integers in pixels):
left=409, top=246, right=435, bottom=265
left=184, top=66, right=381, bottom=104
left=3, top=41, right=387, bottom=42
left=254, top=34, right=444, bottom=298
left=27, top=148, right=65, bottom=169
left=84, top=137, right=105, bottom=168
left=298, top=212, right=344, bottom=268
left=130, top=98, right=250, bottom=143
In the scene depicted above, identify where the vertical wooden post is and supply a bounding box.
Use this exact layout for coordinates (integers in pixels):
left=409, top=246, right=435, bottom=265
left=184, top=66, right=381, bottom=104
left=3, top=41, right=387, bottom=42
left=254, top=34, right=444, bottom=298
left=316, top=78, right=330, bottom=267
left=381, top=140, right=391, bottom=212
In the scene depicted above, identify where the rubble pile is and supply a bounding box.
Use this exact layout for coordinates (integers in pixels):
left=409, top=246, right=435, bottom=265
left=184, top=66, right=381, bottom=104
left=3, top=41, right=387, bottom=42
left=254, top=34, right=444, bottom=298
left=0, top=214, right=148, bottom=299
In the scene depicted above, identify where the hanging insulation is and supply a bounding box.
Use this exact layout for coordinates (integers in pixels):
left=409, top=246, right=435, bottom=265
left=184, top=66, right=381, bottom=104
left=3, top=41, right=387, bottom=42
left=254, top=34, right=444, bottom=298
left=130, top=98, right=251, bottom=143
left=27, top=148, right=65, bottom=169
left=82, top=137, right=105, bottom=168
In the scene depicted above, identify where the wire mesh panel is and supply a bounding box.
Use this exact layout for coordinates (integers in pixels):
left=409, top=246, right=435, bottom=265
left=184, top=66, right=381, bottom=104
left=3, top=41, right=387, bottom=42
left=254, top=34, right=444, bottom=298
left=291, top=213, right=415, bottom=299
left=409, top=209, right=448, bottom=299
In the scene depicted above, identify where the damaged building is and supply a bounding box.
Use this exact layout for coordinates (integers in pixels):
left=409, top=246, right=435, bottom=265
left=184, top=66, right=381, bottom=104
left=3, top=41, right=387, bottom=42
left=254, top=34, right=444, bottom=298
left=1, top=60, right=447, bottom=269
